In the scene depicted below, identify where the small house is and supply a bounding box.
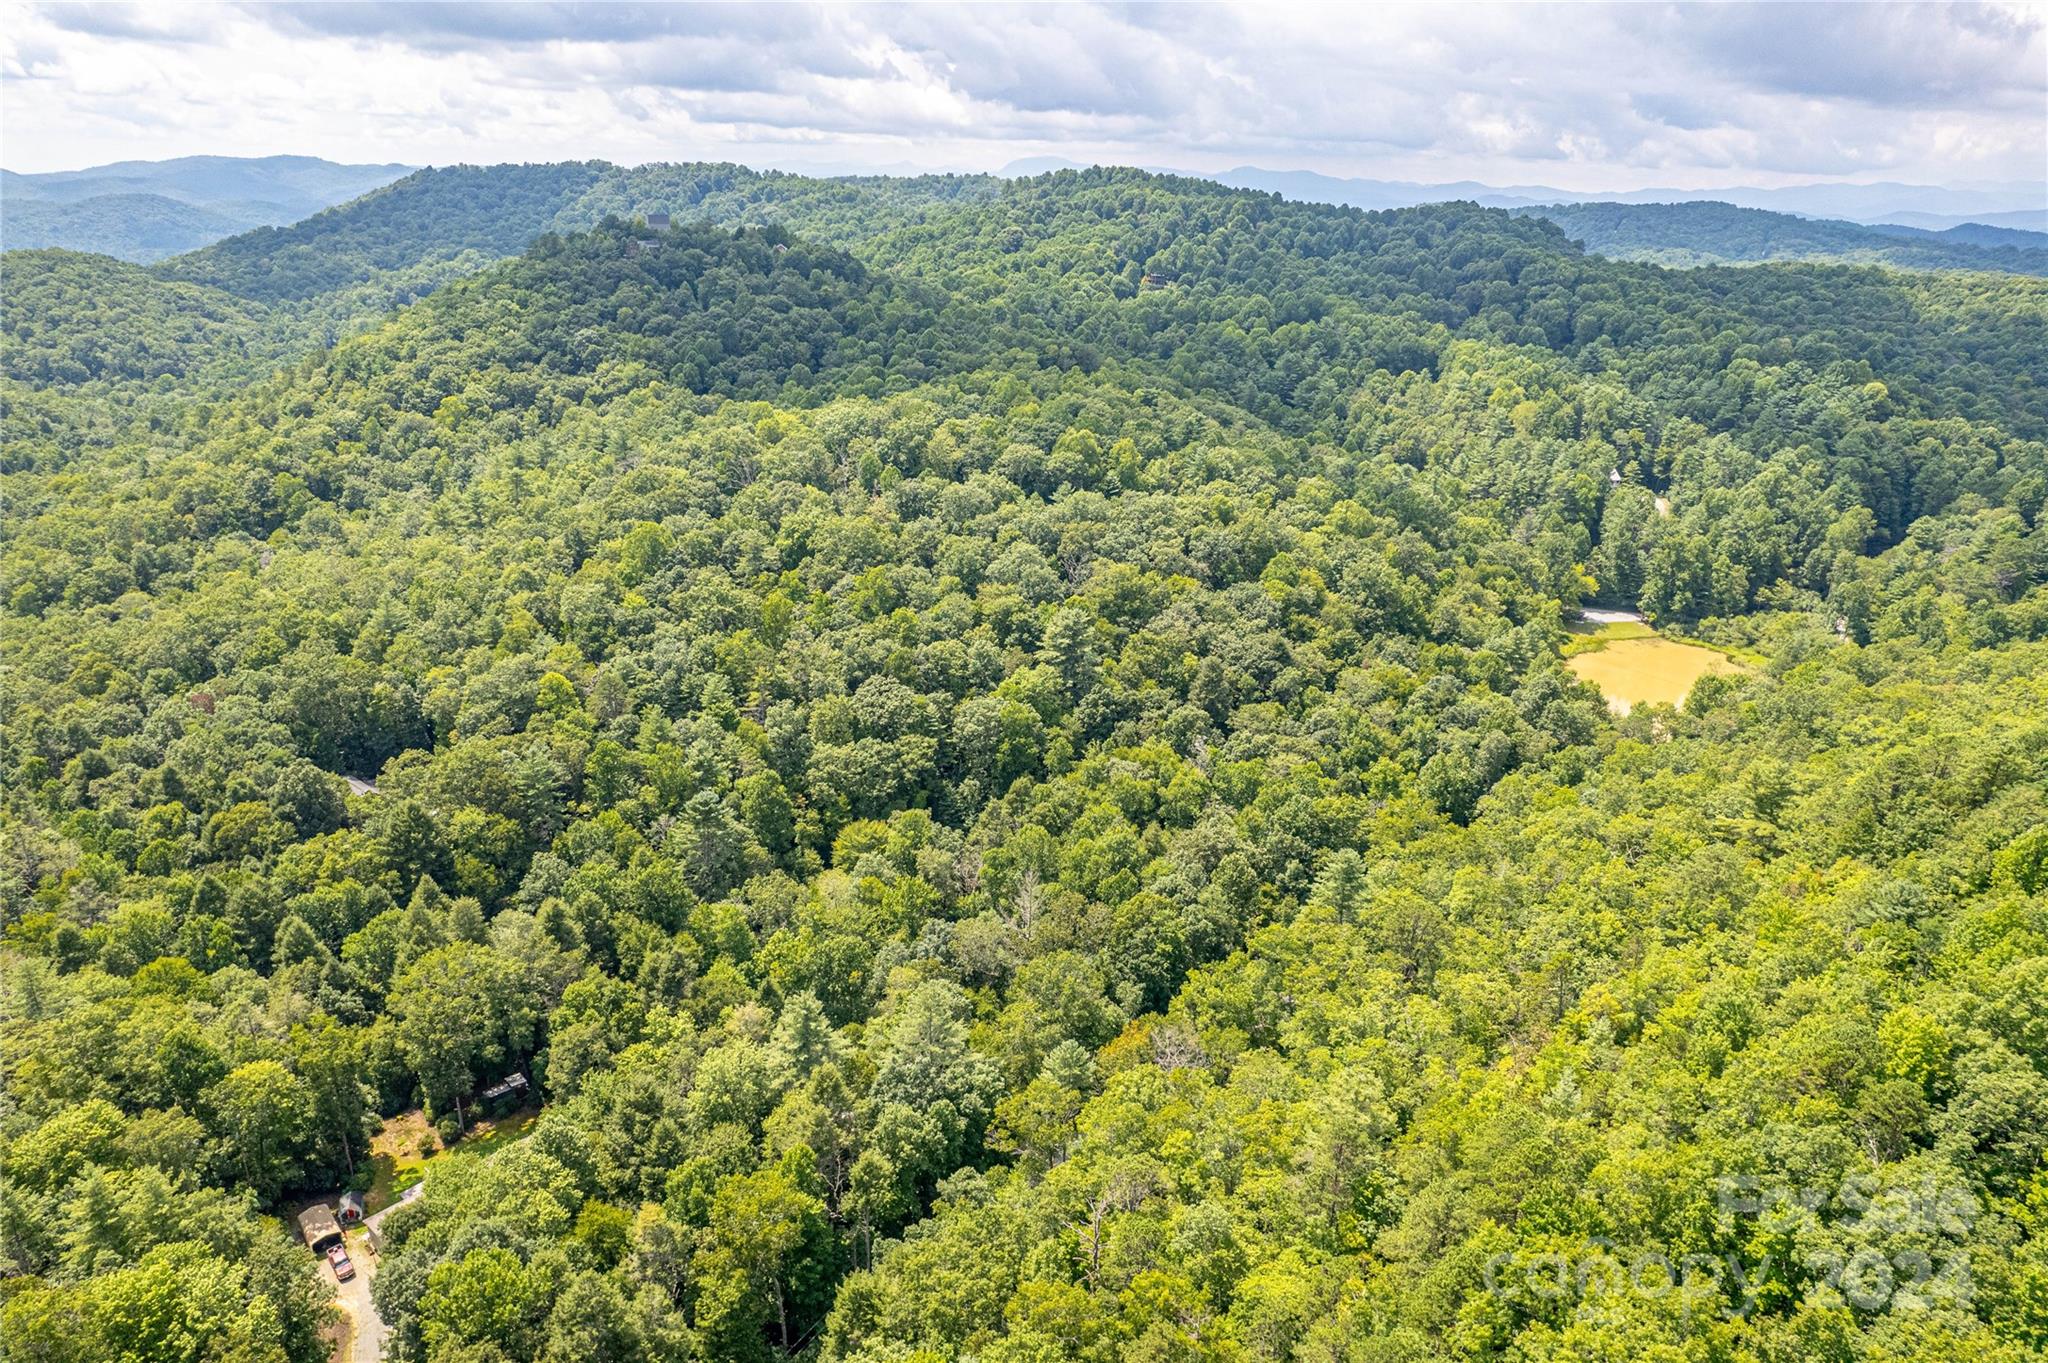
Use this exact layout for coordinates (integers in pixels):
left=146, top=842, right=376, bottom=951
left=297, top=1204, right=343, bottom=1251
left=646, top=211, right=671, bottom=231
left=478, top=1071, right=530, bottom=1117
left=338, top=1191, right=366, bottom=1225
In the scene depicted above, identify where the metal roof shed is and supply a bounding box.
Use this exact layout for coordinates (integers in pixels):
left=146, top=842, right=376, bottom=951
left=297, top=1204, right=343, bottom=1251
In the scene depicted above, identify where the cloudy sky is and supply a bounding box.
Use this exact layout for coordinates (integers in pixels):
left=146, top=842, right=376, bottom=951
left=4, top=2, right=2044, bottom=190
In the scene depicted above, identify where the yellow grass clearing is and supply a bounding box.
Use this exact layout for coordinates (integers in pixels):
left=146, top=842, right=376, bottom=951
left=1567, top=635, right=1746, bottom=715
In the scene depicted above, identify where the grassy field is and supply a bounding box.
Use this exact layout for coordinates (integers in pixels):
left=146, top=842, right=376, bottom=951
left=363, top=1106, right=541, bottom=1215
left=1567, top=634, right=1748, bottom=714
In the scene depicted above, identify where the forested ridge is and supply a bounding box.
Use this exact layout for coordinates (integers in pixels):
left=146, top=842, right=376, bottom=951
left=2, top=163, right=2046, bottom=1363
left=1519, top=200, right=2048, bottom=275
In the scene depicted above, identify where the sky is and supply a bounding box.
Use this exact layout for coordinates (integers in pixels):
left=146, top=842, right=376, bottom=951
left=4, top=1, right=2045, bottom=192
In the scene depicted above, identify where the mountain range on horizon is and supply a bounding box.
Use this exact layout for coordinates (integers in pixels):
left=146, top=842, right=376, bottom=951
left=5, top=152, right=2045, bottom=265
left=994, top=159, right=2048, bottom=233
left=0, top=154, right=415, bottom=262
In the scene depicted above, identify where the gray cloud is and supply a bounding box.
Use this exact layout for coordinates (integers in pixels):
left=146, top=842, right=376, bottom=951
left=45, top=2, right=220, bottom=43
left=1651, top=2, right=2046, bottom=109
left=254, top=3, right=731, bottom=46
left=5, top=1, right=2043, bottom=191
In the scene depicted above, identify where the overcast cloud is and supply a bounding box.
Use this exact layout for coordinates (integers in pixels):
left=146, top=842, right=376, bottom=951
left=4, top=2, right=2043, bottom=190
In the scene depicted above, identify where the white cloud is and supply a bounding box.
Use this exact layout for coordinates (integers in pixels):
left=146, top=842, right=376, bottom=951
left=1, top=1, right=2041, bottom=192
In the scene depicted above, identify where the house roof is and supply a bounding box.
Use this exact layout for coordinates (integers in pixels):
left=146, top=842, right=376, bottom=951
left=480, top=1072, right=530, bottom=1101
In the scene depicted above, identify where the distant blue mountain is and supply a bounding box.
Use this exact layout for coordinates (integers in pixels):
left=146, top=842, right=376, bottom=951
left=1515, top=200, right=2048, bottom=275
left=1865, top=220, right=2048, bottom=250
left=1202, top=167, right=2045, bottom=229
left=3, top=155, right=413, bottom=261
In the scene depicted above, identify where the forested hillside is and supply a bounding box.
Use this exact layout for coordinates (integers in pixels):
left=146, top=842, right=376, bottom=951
left=1523, top=200, right=2048, bottom=274
left=3, top=164, right=2045, bottom=1363
left=1, top=195, right=256, bottom=264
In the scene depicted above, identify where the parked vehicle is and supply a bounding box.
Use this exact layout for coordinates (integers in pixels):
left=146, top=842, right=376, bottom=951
left=327, top=1244, right=355, bottom=1281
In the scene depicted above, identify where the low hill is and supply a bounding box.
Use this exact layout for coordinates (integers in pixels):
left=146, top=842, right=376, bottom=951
left=151, top=161, right=999, bottom=305
left=298, top=219, right=987, bottom=419
left=1868, top=220, right=2048, bottom=251
left=151, top=162, right=613, bottom=302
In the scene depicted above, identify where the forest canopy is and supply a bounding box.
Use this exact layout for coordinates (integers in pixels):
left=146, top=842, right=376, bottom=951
left=2, top=162, right=2046, bottom=1363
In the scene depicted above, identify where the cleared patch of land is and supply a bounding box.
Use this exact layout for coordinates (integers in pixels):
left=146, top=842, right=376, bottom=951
left=362, top=1105, right=540, bottom=1214
left=1567, top=634, right=1747, bottom=714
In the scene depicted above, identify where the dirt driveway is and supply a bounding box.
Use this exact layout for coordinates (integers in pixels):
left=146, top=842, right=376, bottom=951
left=326, top=1239, right=384, bottom=1363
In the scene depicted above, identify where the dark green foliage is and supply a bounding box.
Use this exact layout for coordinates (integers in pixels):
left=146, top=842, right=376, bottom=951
left=154, top=162, right=612, bottom=303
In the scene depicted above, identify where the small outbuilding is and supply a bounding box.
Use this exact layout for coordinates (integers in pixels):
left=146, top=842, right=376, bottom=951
left=478, top=1072, right=530, bottom=1117
left=297, top=1204, right=343, bottom=1251
left=338, top=1191, right=366, bottom=1225
left=646, top=211, right=671, bottom=231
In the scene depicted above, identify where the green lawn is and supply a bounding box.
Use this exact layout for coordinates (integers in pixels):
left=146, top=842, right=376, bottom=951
left=363, top=1106, right=541, bottom=1215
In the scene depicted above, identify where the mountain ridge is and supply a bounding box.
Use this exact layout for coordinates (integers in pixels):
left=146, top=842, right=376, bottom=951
left=1, top=154, right=416, bottom=261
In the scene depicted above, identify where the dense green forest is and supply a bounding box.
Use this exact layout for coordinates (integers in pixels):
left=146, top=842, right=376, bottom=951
left=1522, top=200, right=2048, bottom=274
left=2, top=163, right=2045, bottom=1363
